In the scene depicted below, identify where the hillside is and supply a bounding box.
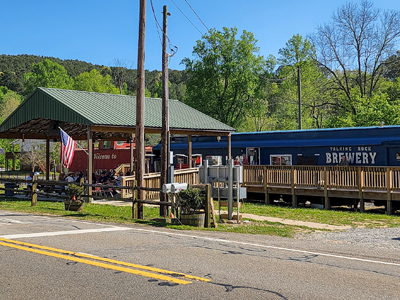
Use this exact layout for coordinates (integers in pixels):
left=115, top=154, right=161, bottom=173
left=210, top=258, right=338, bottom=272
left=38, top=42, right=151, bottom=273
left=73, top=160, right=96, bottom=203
left=0, top=54, right=187, bottom=99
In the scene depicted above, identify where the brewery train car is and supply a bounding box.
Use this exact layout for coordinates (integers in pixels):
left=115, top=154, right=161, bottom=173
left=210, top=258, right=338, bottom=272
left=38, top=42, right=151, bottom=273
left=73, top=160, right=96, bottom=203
left=69, top=140, right=153, bottom=175
left=159, top=126, right=400, bottom=167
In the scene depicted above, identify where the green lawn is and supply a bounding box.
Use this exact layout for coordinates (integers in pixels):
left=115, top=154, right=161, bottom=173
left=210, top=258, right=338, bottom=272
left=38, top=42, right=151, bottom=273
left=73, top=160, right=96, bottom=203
left=239, top=202, right=400, bottom=228
left=1, top=198, right=399, bottom=238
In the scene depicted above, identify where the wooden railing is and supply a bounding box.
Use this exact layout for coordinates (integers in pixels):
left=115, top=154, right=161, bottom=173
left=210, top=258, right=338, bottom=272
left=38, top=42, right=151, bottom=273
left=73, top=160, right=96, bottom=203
left=243, top=165, right=400, bottom=191
left=120, top=168, right=199, bottom=200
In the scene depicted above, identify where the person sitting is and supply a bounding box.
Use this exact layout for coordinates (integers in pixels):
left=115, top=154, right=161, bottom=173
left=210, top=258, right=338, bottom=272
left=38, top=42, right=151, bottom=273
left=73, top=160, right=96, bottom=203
left=99, top=171, right=109, bottom=184
left=339, top=155, right=349, bottom=166
left=74, top=171, right=83, bottom=182
left=112, top=171, right=124, bottom=196
left=65, top=172, right=75, bottom=182
left=55, top=173, right=66, bottom=194
left=26, top=171, right=34, bottom=195
left=92, top=173, right=97, bottom=184
left=234, top=156, right=242, bottom=165
left=242, top=154, right=249, bottom=165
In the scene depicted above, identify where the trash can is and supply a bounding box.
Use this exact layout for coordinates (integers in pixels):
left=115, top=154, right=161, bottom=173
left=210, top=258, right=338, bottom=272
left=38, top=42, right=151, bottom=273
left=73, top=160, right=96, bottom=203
left=5, top=183, right=16, bottom=196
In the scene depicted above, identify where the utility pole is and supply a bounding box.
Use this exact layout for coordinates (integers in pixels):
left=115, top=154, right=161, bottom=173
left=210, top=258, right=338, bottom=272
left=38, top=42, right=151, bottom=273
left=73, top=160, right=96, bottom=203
left=160, top=5, right=170, bottom=217
left=297, top=65, right=302, bottom=130
left=135, top=0, right=146, bottom=219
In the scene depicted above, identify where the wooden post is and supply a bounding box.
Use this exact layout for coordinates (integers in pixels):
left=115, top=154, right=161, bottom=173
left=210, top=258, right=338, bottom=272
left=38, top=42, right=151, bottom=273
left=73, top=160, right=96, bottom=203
left=31, top=175, right=37, bottom=207
left=135, top=0, right=146, bottom=219
left=87, top=128, right=93, bottom=203
left=210, top=197, right=217, bottom=228
left=121, top=176, right=126, bottom=198
left=130, top=134, right=134, bottom=173
left=188, top=135, right=192, bottom=168
left=132, top=180, right=139, bottom=219
left=264, top=166, right=270, bottom=204
left=46, top=137, right=50, bottom=180
left=79, top=177, right=85, bottom=203
left=204, top=183, right=211, bottom=228
left=160, top=5, right=170, bottom=218
left=358, top=167, right=365, bottom=213
left=291, top=166, right=297, bottom=207
left=386, top=167, right=393, bottom=215
left=323, top=167, right=330, bottom=210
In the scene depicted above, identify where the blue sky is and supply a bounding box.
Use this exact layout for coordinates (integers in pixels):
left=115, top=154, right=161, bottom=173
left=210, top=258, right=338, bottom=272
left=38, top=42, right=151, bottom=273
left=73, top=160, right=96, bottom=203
left=1, top=0, right=399, bottom=71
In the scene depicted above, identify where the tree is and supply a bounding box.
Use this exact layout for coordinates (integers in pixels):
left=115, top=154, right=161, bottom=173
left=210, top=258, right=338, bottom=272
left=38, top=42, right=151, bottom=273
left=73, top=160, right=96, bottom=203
left=182, top=27, right=266, bottom=129
left=278, top=34, right=316, bottom=129
left=0, top=87, right=22, bottom=122
left=312, top=0, right=400, bottom=115
left=19, top=141, right=46, bottom=172
left=354, top=93, right=400, bottom=126
left=73, top=69, right=119, bottom=94
left=24, top=59, right=73, bottom=95
left=111, top=59, right=133, bottom=95
left=242, top=55, right=278, bottom=132
left=384, top=51, right=400, bottom=81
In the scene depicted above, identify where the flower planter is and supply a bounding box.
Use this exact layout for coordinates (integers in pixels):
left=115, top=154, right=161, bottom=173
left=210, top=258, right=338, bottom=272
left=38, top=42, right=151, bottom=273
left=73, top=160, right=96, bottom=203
left=180, top=212, right=205, bottom=227
left=64, top=200, right=84, bottom=211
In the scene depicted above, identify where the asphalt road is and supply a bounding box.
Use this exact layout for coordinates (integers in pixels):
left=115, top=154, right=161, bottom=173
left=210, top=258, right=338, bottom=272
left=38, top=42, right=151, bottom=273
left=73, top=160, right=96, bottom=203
left=1, top=210, right=400, bottom=300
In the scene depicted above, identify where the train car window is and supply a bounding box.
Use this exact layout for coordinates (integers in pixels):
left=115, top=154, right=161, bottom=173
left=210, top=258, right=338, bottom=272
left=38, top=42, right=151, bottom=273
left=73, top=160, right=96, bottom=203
left=270, top=155, right=292, bottom=165
left=297, top=156, right=318, bottom=165
left=102, top=141, right=111, bottom=149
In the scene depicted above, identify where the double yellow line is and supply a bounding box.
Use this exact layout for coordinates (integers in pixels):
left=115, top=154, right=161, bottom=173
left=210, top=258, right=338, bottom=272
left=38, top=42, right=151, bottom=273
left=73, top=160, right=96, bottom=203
left=0, top=237, right=210, bottom=285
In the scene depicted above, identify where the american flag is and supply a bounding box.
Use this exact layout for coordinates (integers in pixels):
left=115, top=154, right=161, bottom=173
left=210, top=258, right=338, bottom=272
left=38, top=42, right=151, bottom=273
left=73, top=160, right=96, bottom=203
left=60, top=129, right=76, bottom=168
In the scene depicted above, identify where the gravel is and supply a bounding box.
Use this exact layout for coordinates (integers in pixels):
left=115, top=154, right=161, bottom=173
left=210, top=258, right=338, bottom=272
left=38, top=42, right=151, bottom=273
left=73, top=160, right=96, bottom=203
left=301, top=227, right=400, bottom=250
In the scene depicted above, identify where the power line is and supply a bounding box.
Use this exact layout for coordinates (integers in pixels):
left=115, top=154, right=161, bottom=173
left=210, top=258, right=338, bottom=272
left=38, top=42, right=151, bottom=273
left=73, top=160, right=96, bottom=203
left=150, top=0, right=162, bottom=45
left=170, top=0, right=203, bottom=35
left=184, top=0, right=208, bottom=31
left=150, top=0, right=178, bottom=57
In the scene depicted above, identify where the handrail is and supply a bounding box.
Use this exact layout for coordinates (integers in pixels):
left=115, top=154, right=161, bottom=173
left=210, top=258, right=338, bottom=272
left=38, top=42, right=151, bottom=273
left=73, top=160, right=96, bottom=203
left=120, top=168, right=199, bottom=199
left=243, top=165, right=400, bottom=191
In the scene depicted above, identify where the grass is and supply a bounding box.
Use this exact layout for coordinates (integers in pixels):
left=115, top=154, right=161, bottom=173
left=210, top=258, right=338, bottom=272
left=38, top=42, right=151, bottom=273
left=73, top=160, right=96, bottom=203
left=239, top=202, right=400, bottom=228
left=1, top=198, right=400, bottom=238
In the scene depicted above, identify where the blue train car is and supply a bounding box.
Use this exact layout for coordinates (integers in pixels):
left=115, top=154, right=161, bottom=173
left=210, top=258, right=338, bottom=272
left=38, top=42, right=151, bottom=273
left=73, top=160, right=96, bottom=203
left=156, top=126, right=400, bottom=167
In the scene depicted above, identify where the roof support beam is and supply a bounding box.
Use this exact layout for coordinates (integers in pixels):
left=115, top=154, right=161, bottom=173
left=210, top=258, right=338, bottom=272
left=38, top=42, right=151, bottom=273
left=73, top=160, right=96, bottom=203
left=87, top=127, right=93, bottom=202
left=46, top=137, right=50, bottom=180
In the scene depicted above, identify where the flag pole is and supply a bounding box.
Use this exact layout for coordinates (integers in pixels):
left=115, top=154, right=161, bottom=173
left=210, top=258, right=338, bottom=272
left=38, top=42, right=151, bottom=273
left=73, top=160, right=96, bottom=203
left=59, top=127, right=89, bottom=155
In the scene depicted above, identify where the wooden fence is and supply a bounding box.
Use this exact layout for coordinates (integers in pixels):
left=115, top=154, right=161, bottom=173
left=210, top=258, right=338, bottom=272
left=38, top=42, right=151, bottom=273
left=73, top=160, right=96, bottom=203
left=120, top=167, right=199, bottom=199
left=243, top=165, right=400, bottom=214
left=3, top=165, right=400, bottom=214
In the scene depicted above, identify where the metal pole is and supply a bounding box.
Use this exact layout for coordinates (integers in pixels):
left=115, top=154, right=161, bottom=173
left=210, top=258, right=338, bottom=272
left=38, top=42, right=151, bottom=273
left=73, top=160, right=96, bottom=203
left=297, top=65, right=302, bottom=130
left=228, top=158, right=233, bottom=220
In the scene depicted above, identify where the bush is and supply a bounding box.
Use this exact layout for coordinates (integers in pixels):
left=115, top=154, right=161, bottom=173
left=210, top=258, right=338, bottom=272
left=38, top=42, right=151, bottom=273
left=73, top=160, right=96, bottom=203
left=177, top=188, right=205, bottom=215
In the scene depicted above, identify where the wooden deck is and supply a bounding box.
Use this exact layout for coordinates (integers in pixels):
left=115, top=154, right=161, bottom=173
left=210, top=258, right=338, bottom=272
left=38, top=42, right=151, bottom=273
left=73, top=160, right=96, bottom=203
left=243, top=165, right=400, bottom=214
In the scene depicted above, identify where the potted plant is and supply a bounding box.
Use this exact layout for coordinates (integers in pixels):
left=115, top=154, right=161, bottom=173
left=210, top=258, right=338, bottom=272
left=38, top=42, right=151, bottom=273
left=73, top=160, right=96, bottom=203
left=177, top=187, right=205, bottom=227
left=64, top=184, right=85, bottom=211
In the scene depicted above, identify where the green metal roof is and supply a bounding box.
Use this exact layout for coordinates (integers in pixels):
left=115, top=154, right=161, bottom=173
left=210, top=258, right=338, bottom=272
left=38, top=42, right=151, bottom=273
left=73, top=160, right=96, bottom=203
left=0, top=87, right=235, bottom=137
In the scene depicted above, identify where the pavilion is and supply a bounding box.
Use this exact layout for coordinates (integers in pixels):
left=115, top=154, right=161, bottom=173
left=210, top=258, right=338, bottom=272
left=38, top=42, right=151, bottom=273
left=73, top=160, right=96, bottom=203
left=0, top=87, right=235, bottom=192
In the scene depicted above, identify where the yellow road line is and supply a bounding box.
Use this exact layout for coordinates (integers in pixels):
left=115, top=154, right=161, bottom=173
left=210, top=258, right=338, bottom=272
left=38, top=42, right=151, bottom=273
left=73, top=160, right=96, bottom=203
left=0, top=238, right=209, bottom=282
left=0, top=239, right=194, bottom=284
